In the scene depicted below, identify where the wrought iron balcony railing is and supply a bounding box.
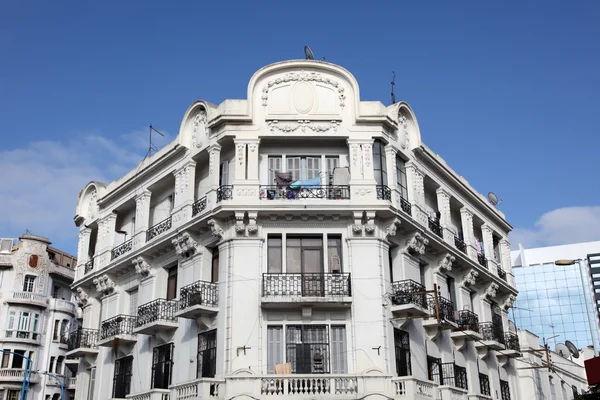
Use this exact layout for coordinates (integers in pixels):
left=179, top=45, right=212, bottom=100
left=136, top=298, right=178, bottom=327
left=217, top=185, right=233, bottom=202
left=84, top=258, right=94, bottom=274
left=389, top=279, right=428, bottom=309
left=428, top=218, right=443, bottom=238
left=192, top=196, right=207, bottom=217
left=262, top=273, right=352, bottom=298
left=111, top=239, right=132, bottom=260
left=429, top=295, right=456, bottom=323
left=100, top=315, right=136, bottom=340
left=504, top=332, right=520, bottom=351
left=400, top=197, right=412, bottom=215
left=477, top=253, right=487, bottom=268
left=67, top=328, right=98, bottom=351
left=454, top=237, right=467, bottom=254
left=376, top=185, right=392, bottom=201
left=455, top=310, right=480, bottom=332
left=440, top=362, right=468, bottom=390
left=179, top=280, right=219, bottom=310
left=147, top=216, right=172, bottom=241
left=479, top=322, right=504, bottom=344
left=497, top=267, right=507, bottom=281
left=259, top=185, right=350, bottom=200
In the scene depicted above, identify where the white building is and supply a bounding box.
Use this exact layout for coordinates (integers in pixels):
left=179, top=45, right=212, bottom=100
left=0, top=235, right=78, bottom=400
left=71, top=59, right=520, bottom=400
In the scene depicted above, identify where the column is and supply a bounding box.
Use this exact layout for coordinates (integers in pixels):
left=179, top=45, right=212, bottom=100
left=233, top=139, right=260, bottom=201
left=405, top=161, right=427, bottom=226
left=436, top=188, right=453, bottom=245
left=361, top=139, right=375, bottom=181
left=347, top=139, right=363, bottom=182
left=347, top=139, right=376, bottom=201
left=233, top=139, right=247, bottom=183
left=499, top=238, right=513, bottom=285
left=77, top=227, right=92, bottom=263
left=207, top=144, right=222, bottom=206
left=384, top=144, right=397, bottom=205
left=481, top=224, right=497, bottom=272
left=246, top=139, right=260, bottom=181
left=460, top=207, right=477, bottom=261
left=173, top=161, right=196, bottom=228
left=95, top=213, right=117, bottom=269
left=133, top=190, right=151, bottom=250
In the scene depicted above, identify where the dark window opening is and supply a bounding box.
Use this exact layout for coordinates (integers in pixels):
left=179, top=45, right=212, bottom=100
left=152, top=343, right=173, bottom=389
left=166, top=266, right=178, bottom=301
left=112, top=356, right=133, bottom=399
left=286, top=325, right=329, bottom=374
left=197, top=330, right=217, bottom=378
left=394, top=329, right=411, bottom=376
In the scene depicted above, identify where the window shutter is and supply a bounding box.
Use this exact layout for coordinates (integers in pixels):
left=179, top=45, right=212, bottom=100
left=267, top=326, right=283, bottom=374
left=7, top=311, right=15, bottom=331
left=331, top=326, right=347, bottom=374
left=129, top=289, right=138, bottom=316
left=287, top=157, right=301, bottom=181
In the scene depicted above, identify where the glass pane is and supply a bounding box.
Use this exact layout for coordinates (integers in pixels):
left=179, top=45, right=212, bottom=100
left=303, top=249, right=322, bottom=273
left=301, top=238, right=322, bottom=247
left=286, top=247, right=301, bottom=273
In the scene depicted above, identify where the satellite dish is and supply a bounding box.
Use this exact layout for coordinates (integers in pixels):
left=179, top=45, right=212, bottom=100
left=508, top=320, right=517, bottom=333
left=487, top=192, right=503, bottom=206
left=555, top=343, right=570, bottom=358
left=304, top=46, right=315, bottom=60
left=565, top=340, right=580, bottom=358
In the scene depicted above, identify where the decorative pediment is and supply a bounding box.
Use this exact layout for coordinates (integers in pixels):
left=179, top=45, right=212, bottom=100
left=132, top=256, right=152, bottom=277
left=74, top=288, right=89, bottom=307
left=172, top=232, right=199, bottom=260
left=207, top=219, right=224, bottom=241
left=435, top=253, right=455, bottom=275
left=485, top=283, right=499, bottom=299
left=404, top=232, right=429, bottom=256
left=460, top=270, right=479, bottom=288
left=503, top=294, right=516, bottom=311
left=93, top=275, right=115, bottom=296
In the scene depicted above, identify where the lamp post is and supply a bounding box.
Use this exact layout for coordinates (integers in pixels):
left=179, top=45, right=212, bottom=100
left=37, top=371, right=65, bottom=400
left=0, top=349, right=32, bottom=400
left=555, top=258, right=599, bottom=356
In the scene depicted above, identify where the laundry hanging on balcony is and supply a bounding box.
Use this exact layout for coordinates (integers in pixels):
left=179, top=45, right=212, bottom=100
left=289, top=177, right=321, bottom=190
left=274, top=171, right=294, bottom=187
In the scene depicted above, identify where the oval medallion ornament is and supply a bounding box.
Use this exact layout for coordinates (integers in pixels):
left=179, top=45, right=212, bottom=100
left=29, top=255, right=39, bottom=268
left=293, top=82, right=315, bottom=114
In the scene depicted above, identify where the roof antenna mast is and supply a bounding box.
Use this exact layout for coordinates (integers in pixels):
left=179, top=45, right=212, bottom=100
left=147, top=125, right=165, bottom=157
left=390, top=71, right=396, bottom=105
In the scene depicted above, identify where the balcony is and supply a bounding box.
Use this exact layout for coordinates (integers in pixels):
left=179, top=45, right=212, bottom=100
left=399, top=197, right=412, bottom=216
left=439, top=362, right=468, bottom=390
left=126, top=388, right=170, bottom=400
left=428, top=217, right=443, bottom=238
left=98, top=315, right=137, bottom=347
left=0, top=369, right=40, bottom=384
left=392, top=376, right=437, bottom=398
left=176, top=280, right=219, bottom=319
left=192, top=196, right=207, bottom=217
left=454, top=236, right=467, bottom=254
left=503, top=332, right=521, bottom=356
left=147, top=216, right=173, bottom=242
left=497, top=267, right=507, bottom=281
left=451, top=310, right=483, bottom=347
left=49, top=298, right=77, bottom=316
left=260, top=375, right=358, bottom=397
left=135, top=298, right=179, bottom=335
left=423, top=295, right=457, bottom=331
left=7, top=291, right=48, bottom=308
left=171, top=378, right=223, bottom=400
left=477, top=253, right=487, bottom=268
left=48, top=261, right=75, bottom=280
left=475, top=322, right=505, bottom=352
left=389, top=279, right=429, bottom=316
left=68, top=377, right=76, bottom=390
left=111, top=239, right=133, bottom=260
left=2, top=330, right=41, bottom=346
left=84, top=258, right=94, bottom=274
left=376, top=185, right=392, bottom=201
left=217, top=185, right=233, bottom=202
left=261, top=273, right=352, bottom=308
left=66, top=328, right=99, bottom=358
left=259, top=185, right=350, bottom=200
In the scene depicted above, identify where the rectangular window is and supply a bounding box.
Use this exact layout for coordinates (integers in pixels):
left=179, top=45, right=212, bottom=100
left=113, top=356, right=133, bottom=399
left=419, top=263, right=427, bottom=286
left=197, top=330, right=217, bottom=378
left=52, top=285, right=61, bottom=299
left=267, top=326, right=283, bottom=374
left=268, top=156, right=283, bottom=185
left=286, top=237, right=323, bottom=274
left=394, top=329, right=411, bottom=376
left=500, top=379, right=511, bottom=400
left=7, top=311, right=15, bottom=335
left=56, top=356, right=64, bottom=375
left=479, top=373, right=491, bottom=396
left=152, top=343, right=174, bottom=389
left=427, top=356, right=441, bottom=384
left=166, top=266, right=178, bottom=301
left=1, top=351, right=9, bottom=368
left=372, top=140, right=387, bottom=186
left=325, top=157, right=339, bottom=186
left=396, top=155, right=408, bottom=200
left=128, top=288, right=138, bottom=317
left=53, top=320, right=60, bottom=341
left=447, top=277, right=457, bottom=311
left=267, top=235, right=282, bottom=273
left=211, top=248, right=219, bottom=283
left=88, top=368, right=96, bottom=400
left=7, top=390, right=19, bottom=400
left=287, top=157, right=301, bottom=181
left=49, top=356, right=55, bottom=373
left=11, top=350, right=25, bottom=369
left=219, top=161, right=229, bottom=186
left=17, top=312, right=30, bottom=338
left=327, top=235, right=342, bottom=273
left=23, top=275, right=35, bottom=292
left=330, top=326, right=347, bottom=374
left=286, top=325, right=329, bottom=374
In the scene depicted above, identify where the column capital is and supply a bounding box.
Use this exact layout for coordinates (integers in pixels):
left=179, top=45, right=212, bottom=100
left=436, top=186, right=450, bottom=197
left=135, top=189, right=152, bottom=201
left=481, top=223, right=494, bottom=235
left=405, top=160, right=423, bottom=175
left=460, top=206, right=473, bottom=218
left=207, top=143, right=222, bottom=153
left=384, top=143, right=397, bottom=156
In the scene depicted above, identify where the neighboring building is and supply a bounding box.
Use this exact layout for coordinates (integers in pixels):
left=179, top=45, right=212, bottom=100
left=517, top=330, right=589, bottom=399
left=510, top=242, right=600, bottom=352
left=0, top=235, right=78, bottom=400
left=70, top=59, right=518, bottom=400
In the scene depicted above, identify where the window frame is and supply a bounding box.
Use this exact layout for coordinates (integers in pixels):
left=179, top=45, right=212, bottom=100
left=197, top=330, right=217, bottom=379
left=395, top=155, right=408, bottom=200
left=112, top=356, right=133, bottom=399
left=151, top=343, right=174, bottom=389
left=166, top=266, right=178, bottom=301
left=394, top=329, right=411, bottom=377
left=23, top=275, right=36, bottom=293
left=372, top=139, right=387, bottom=186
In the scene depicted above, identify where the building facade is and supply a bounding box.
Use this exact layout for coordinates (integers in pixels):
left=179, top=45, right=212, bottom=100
left=0, top=235, right=78, bottom=400
left=510, top=241, right=600, bottom=353
left=70, top=59, right=519, bottom=400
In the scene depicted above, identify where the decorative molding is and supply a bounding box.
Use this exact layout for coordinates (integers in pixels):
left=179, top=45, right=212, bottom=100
left=349, top=143, right=361, bottom=171
left=460, top=270, right=479, bottom=288
left=435, top=253, right=455, bottom=275
left=74, top=288, right=89, bottom=307
left=132, top=256, right=152, bottom=277
left=207, top=219, right=224, bottom=240
left=174, top=164, right=193, bottom=195
left=485, top=283, right=499, bottom=299
left=192, top=108, right=208, bottom=148
left=267, top=120, right=341, bottom=134
left=261, top=71, right=346, bottom=108
left=236, top=142, right=245, bottom=166
left=352, top=224, right=363, bottom=235
left=362, top=142, right=373, bottom=168
left=503, top=294, right=516, bottom=311
left=172, top=232, right=199, bottom=260
left=235, top=213, right=246, bottom=236
left=384, top=218, right=402, bottom=240
left=404, top=232, right=429, bottom=256
left=364, top=224, right=375, bottom=235
left=93, top=274, right=115, bottom=296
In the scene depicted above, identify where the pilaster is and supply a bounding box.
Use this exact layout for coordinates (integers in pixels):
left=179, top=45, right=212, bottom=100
left=133, top=190, right=152, bottom=250
left=384, top=145, right=397, bottom=205
left=499, top=238, right=513, bottom=285
left=233, top=139, right=260, bottom=201
left=95, top=213, right=117, bottom=270
left=347, top=139, right=376, bottom=201
left=246, top=139, right=260, bottom=181
left=207, top=144, right=222, bottom=206
left=460, top=207, right=477, bottom=261
left=481, top=224, right=496, bottom=272
left=233, top=140, right=247, bottom=184
left=77, top=227, right=92, bottom=263
left=406, top=161, right=427, bottom=226
left=173, top=161, right=196, bottom=228
left=436, top=188, right=453, bottom=245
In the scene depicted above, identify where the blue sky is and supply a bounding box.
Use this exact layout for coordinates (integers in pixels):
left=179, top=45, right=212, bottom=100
left=1, top=1, right=600, bottom=254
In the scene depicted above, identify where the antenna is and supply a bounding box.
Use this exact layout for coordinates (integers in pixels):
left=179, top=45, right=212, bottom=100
left=147, top=125, right=165, bottom=157
left=555, top=343, right=570, bottom=358
left=565, top=340, right=580, bottom=358
left=390, top=71, right=396, bottom=104
left=487, top=192, right=503, bottom=206
left=304, top=46, right=315, bottom=60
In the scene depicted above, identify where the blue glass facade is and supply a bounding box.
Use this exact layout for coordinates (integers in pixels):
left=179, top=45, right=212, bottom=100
left=511, top=262, right=600, bottom=350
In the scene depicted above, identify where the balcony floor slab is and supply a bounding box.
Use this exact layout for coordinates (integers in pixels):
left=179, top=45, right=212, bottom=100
left=390, top=303, right=429, bottom=316
left=176, top=304, right=218, bottom=319
left=261, top=296, right=352, bottom=309
left=97, top=334, right=137, bottom=348
left=65, top=347, right=98, bottom=358
left=474, top=340, right=506, bottom=351
left=134, top=321, right=178, bottom=335
left=450, top=330, right=483, bottom=341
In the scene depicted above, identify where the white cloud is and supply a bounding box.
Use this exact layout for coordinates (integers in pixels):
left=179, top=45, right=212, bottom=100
left=510, top=206, right=600, bottom=248
left=0, top=130, right=172, bottom=255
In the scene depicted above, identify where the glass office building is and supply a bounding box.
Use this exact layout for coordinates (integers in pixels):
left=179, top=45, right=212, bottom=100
left=511, top=242, right=600, bottom=351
